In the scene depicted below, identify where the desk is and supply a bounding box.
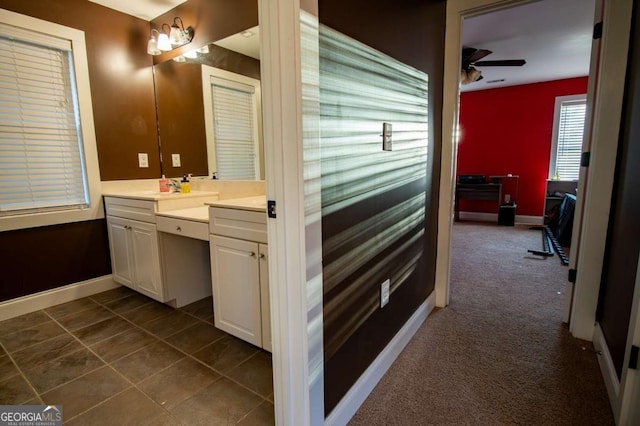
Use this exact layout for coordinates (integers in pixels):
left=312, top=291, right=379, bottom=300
left=454, top=183, right=501, bottom=221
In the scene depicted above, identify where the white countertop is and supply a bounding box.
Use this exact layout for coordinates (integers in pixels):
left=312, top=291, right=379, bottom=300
left=155, top=206, right=210, bottom=223
left=206, top=195, right=267, bottom=212
left=102, top=190, right=219, bottom=201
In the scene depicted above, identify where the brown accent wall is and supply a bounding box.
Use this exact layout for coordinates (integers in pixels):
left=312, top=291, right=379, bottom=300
left=151, top=0, right=258, bottom=65
left=0, top=0, right=160, bottom=181
left=596, top=0, right=640, bottom=379
left=0, top=220, right=111, bottom=302
left=154, top=46, right=260, bottom=177
left=319, top=0, right=446, bottom=413
left=0, top=0, right=156, bottom=302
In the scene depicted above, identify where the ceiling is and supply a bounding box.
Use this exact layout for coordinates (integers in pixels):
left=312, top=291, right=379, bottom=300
left=462, top=0, right=596, bottom=92
left=90, top=0, right=595, bottom=91
left=89, top=0, right=187, bottom=21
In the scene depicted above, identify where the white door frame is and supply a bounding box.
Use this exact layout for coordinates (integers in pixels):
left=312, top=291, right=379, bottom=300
left=617, top=254, right=640, bottom=424
left=259, top=0, right=322, bottom=425
left=567, top=0, right=633, bottom=340
left=437, top=0, right=536, bottom=308
left=437, top=0, right=633, bottom=342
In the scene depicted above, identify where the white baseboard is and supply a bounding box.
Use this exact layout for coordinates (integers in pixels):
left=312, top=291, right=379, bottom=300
left=593, top=323, right=620, bottom=414
left=325, top=291, right=435, bottom=426
left=516, top=215, right=544, bottom=225
left=0, top=275, right=119, bottom=321
left=458, top=211, right=497, bottom=222
left=457, top=211, right=543, bottom=225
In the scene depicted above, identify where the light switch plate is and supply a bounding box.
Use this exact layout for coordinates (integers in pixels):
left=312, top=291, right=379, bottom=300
left=138, top=153, right=149, bottom=168
left=172, top=154, right=181, bottom=167
left=381, top=279, right=390, bottom=308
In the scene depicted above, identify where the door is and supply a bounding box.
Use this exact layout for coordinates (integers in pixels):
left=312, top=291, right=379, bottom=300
left=130, top=220, right=164, bottom=301
left=259, top=243, right=271, bottom=352
left=106, top=216, right=134, bottom=288
left=597, top=1, right=640, bottom=421
left=210, top=235, right=262, bottom=346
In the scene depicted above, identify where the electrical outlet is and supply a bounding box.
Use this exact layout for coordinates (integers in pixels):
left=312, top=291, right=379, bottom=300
left=172, top=154, right=181, bottom=167
left=138, top=153, right=149, bottom=168
left=505, top=194, right=511, bottom=203
left=380, top=279, right=390, bottom=308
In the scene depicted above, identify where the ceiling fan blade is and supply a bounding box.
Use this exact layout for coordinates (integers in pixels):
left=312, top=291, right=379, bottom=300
left=474, top=59, right=526, bottom=67
left=462, top=48, right=492, bottom=68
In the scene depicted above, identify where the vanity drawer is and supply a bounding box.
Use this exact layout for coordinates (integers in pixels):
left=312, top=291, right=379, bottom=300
left=157, top=216, right=209, bottom=241
left=104, top=197, right=156, bottom=223
left=209, top=207, right=267, bottom=244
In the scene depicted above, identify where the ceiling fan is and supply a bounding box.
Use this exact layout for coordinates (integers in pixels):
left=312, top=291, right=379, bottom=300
left=461, top=47, right=526, bottom=85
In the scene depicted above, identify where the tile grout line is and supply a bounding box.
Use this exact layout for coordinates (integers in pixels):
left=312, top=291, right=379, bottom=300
left=103, top=296, right=275, bottom=406
left=41, top=310, right=178, bottom=423
left=0, top=340, right=44, bottom=405
left=2, top=290, right=274, bottom=422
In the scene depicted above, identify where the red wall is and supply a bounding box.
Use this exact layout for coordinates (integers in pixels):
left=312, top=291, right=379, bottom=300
left=457, top=77, right=588, bottom=216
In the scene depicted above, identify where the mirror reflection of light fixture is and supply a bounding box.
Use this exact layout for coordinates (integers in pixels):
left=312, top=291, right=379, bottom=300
left=183, top=50, right=198, bottom=59
left=147, top=17, right=194, bottom=56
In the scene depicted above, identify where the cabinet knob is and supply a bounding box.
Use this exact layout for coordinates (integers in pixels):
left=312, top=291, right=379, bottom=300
left=249, top=251, right=256, bottom=257
left=176, top=226, right=181, bottom=232
left=259, top=253, right=266, bottom=259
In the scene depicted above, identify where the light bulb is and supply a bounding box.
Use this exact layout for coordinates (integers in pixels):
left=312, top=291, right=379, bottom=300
left=157, top=33, right=171, bottom=51
left=170, top=25, right=182, bottom=46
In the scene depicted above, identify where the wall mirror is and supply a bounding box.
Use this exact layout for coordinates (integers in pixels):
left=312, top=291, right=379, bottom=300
left=153, top=26, right=263, bottom=179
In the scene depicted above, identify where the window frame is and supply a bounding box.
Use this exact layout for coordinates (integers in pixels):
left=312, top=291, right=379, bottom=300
left=201, top=65, right=263, bottom=180
left=0, top=9, right=102, bottom=232
left=548, top=93, right=587, bottom=181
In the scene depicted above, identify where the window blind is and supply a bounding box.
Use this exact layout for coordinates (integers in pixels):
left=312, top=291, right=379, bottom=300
left=0, top=32, right=88, bottom=214
left=210, top=79, right=258, bottom=180
left=555, top=100, right=586, bottom=181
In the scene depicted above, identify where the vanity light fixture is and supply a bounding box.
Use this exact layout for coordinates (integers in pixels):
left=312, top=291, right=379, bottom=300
left=157, top=25, right=172, bottom=51
left=147, top=29, right=161, bottom=55
left=169, top=17, right=194, bottom=46
left=147, top=17, right=194, bottom=56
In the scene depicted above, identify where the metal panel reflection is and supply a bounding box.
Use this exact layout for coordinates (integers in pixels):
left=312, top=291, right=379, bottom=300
left=320, top=25, right=429, bottom=360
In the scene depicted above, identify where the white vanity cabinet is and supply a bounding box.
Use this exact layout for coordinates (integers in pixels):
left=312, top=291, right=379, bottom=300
left=209, top=203, right=271, bottom=351
left=105, top=197, right=165, bottom=302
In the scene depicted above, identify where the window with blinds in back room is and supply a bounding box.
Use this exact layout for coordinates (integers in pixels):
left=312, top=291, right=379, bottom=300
left=550, top=95, right=587, bottom=181
left=0, top=24, right=88, bottom=215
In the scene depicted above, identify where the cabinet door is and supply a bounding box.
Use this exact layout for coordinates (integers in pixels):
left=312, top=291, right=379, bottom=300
left=130, top=220, right=164, bottom=301
left=259, top=244, right=271, bottom=352
left=210, top=235, right=262, bottom=346
left=106, top=216, right=134, bottom=288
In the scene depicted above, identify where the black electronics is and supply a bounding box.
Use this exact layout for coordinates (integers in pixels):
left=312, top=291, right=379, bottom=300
left=458, top=174, right=486, bottom=184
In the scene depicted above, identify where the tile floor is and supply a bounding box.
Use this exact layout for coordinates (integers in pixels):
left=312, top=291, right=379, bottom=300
left=0, top=287, right=274, bottom=425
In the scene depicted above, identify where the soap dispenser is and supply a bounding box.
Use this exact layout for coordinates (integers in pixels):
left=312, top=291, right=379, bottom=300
left=180, top=174, right=191, bottom=193
left=159, top=175, right=170, bottom=193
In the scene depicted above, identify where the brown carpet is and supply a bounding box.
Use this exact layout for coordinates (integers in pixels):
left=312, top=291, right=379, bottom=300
left=349, top=222, right=614, bottom=425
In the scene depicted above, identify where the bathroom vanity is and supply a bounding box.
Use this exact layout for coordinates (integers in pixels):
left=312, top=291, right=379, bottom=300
left=208, top=196, right=271, bottom=352
left=102, top=184, right=270, bottom=351
left=103, top=190, right=218, bottom=307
